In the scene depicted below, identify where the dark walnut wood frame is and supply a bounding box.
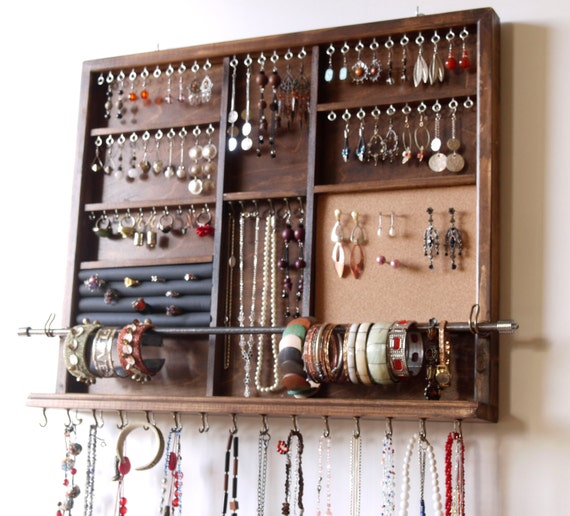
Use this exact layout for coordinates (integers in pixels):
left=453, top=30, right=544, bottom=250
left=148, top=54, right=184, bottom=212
left=28, top=7, right=502, bottom=423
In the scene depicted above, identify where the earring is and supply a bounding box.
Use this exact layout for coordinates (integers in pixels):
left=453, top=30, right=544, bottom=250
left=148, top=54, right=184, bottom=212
left=385, top=37, right=395, bottom=85
left=324, top=43, right=335, bottom=82
left=413, top=32, right=429, bottom=87
left=428, top=101, right=447, bottom=173
left=446, top=100, right=465, bottom=173
left=349, top=211, right=365, bottom=279
left=389, top=211, right=396, bottom=237
left=414, top=103, right=430, bottom=162
left=445, top=29, right=457, bottom=70
left=459, top=27, right=471, bottom=69
left=376, top=255, right=400, bottom=269
left=355, top=108, right=367, bottom=162
left=366, top=107, right=386, bottom=166
left=445, top=208, right=463, bottom=270
left=423, top=207, right=439, bottom=269
left=341, top=109, right=351, bottom=162
left=384, top=105, right=399, bottom=163
left=377, top=212, right=383, bottom=237
left=330, top=209, right=346, bottom=278
left=429, top=31, right=445, bottom=84
left=339, top=42, right=349, bottom=81
left=351, top=40, right=368, bottom=84
left=368, top=38, right=381, bottom=82
left=400, top=34, right=409, bottom=83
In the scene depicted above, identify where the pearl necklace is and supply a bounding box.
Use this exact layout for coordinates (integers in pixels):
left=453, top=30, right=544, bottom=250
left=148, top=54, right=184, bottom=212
left=255, top=208, right=280, bottom=392
left=399, top=431, right=443, bottom=516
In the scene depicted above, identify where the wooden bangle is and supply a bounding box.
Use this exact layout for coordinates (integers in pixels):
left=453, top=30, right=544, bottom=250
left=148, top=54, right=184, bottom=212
left=366, top=322, right=392, bottom=384
left=355, top=322, right=373, bottom=385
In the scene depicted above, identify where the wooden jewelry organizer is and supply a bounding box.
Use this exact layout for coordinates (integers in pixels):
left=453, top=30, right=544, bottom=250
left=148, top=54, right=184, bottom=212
left=25, top=7, right=515, bottom=423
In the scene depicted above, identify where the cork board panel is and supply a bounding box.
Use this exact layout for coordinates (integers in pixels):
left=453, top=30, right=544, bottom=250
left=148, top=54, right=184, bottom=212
left=314, top=185, right=477, bottom=323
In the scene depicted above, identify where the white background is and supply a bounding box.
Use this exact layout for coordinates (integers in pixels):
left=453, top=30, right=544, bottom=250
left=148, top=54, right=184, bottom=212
left=1, top=0, right=568, bottom=514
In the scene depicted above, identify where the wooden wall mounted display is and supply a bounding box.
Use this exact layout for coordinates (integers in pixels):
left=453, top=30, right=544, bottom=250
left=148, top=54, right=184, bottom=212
left=26, top=7, right=511, bottom=423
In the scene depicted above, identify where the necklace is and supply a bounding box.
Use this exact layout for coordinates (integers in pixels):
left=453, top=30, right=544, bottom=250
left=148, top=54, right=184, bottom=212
left=224, top=205, right=237, bottom=370
left=222, top=428, right=239, bottom=516
left=246, top=207, right=261, bottom=395
left=255, top=208, right=280, bottom=392
left=84, top=424, right=97, bottom=516
left=57, top=421, right=82, bottom=516
left=160, top=426, right=183, bottom=515
left=257, top=418, right=271, bottom=516
left=317, top=420, right=332, bottom=516
left=279, top=423, right=304, bottom=515
left=349, top=418, right=362, bottom=516
left=445, top=423, right=465, bottom=516
left=381, top=419, right=396, bottom=516
left=237, top=209, right=252, bottom=397
left=399, top=427, right=443, bottom=516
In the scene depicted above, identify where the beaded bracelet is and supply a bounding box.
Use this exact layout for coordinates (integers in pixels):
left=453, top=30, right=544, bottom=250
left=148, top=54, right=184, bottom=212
left=117, top=319, right=163, bottom=383
left=63, top=319, right=101, bottom=384
left=365, top=322, right=392, bottom=384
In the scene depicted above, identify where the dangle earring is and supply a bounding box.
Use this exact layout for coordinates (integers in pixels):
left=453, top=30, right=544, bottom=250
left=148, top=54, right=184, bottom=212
left=355, top=108, right=367, bottom=162
left=401, top=104, right=413, bottom=164
left=368, top=38, right=381, bottom=81
left=415, top=103, right=431, bottom=162
left=295, top=48, right=311, bottom=128
left=400, top=34, right=409, bottom=83
left=200, top=59, right=214, bottom=104
left=388, top=211, right=396, bottom=237
left=385, top=37, right=395, bottom=85
left=268, top=51, right=282, bottom=158
left=339, top=42, right=350, bottom=81
left=128, top=69, right=138, bottom=102
left=351, top=40, right=368, bottom=83
left=384, top=105, right=399, bottom=163
left=152, top=129, right=164, bottom=174
left=188, top=61, right=201, bottom=105
left=102, top=71, right=113, bottom=120
left=140, top=67, right=151, bottom=106
left=459, top=27, right=471, bottom=69
left=366, top=107, right=386, bottom=166
left=324, top=43, right=335, bottom=82
left=349, top=211, right=366, bottom=279
left=429, top=31, right=445, bottom=84
left=255, top=52, right=268, bottom=156
left=377, top=212, right=383, bottom=237
left=341, top=109, right=351, bottom=162
left=227, top=56, right=239, bottom=152
left=446, top=100, right=465, bottom=172
left=139, top=130, right=151, bottom=178
left=164, top=128, right=176, bottom=179
left=423, top=207, right=439, bottom=269
left=164, top=64, right=175, bottom=104
left=153, top=65, right=164, bottom=105
left=444, top=208, right=463, bottom=270
left=103, top=134, right=115, bottom=175
left=278, top=49, right=296, bottom=128
left=242, top=54, right=254, bottom=152
left=114, top=133, right=126, bottom=180
left=115, top=70, right=125, bottom=119
left=176, top=127, right=188, bottom=179
left=429, top=101, right=448, bottom=172
left=413, top=32, right=429, bottom=87
left=188, top=126, right=204, bottom=195
left=177, top=62, right=187, bottom=103
left=126, top=132, right=139, bottom=181
left=445, top=29, right=457, bottom=70
left=91, top=136, right=104, bottom=173
left=330, top=208, right=346, bottom=278
left=201, top=124, right=217, bottom=193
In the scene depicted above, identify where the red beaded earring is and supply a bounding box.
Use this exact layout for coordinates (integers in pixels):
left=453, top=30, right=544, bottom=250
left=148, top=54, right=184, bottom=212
left=444, top=29, right=457, bottom=70
left=458, top=27, right=471, bottom=69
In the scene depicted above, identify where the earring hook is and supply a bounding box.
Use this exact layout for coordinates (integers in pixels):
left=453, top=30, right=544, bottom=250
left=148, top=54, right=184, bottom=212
left=173, top=412, right=183, bottom=431
left=230, top=413, right=238, bottom=435
left=92, top=409, right=104, bottom=428
left=353, top=416, right=361, bottom=438
left=198, top=412, right=209, bottom=433
left=39, top=407, right=48, bottom=428
left=117, top=410, right=128, bottom=429
left=291, top=415, right=299, bottom=432
left=260, top=414, right=269, bottom=435
left=322, top=415, right=330, bottom=438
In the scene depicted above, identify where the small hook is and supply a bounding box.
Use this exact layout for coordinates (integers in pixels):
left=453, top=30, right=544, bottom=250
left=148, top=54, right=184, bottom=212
left=117, top=410, right=128, bottom=430
left=322, top=415, right=330, bottom=438
left=454, top=419, right=463, bottom=438
left=229, top=413, right=238, bottom=435
left=385, top=417, right=393, bottom=438
left=173, top=412, right=183, bottom=431
left=291, top=415, right=299, bottom=432
left=198, top=412, right=210, bottom=433
left=419, top=418, right=427, bottom=439
left=39, top=407, right=48, bottom=428
left=66, top=409, right=82, bottom=427
left=92, top=409, right=104, bottom=428
left=145, top=410, right=156, bottom=427
left=353, top=416, right=361, bottom=438
left=44, top=313, right=56, bottom=337
left=260, top=414, right=270, bottom=435
left=469, top=303, right=481, bottom=334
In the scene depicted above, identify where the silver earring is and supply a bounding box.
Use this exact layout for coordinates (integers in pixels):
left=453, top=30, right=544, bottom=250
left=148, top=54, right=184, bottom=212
left=423, top=207, right=439, bottom=269
left=445, top=208, right=463, bottom=270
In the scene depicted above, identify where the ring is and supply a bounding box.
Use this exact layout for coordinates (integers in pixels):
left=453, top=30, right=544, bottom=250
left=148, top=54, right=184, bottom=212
left=104, top=287, right=119, bottom=304
left=165, top=290, right=180, bottom=298
left=165, top=304, right=183, bottom=316
left=131, top=297, right=151, bottom=313
left=116, top=423, right=165, bottom=471
left=150, top=276, right=166, bottom=283
left=124, top=277, right=141, bottom=288
left=84, top=274, right=105, bottom=292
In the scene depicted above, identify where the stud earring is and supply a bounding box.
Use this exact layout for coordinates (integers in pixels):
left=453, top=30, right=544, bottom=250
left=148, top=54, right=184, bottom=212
left=349, top=211, right=366, bottom=279
left=445, top=208, right=463, bottom=270
left=377, top=212, right=383, bottom=237
left=376, top=255, right=400, bottom=269
left=423, top=207, right=439, bottom=269
left=388, top=211, right=396, bottom=237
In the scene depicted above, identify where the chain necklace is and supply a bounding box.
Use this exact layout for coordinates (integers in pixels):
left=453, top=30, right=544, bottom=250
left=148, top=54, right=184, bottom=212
left=224, top=206, right=237, bottom=370
left=381, top=419, right=396, bottom=516
left=317, top=426, right=332, bottom=516
left=349, top=419, right=362, bottom=516
left=257, top=420, right=271, bottom=516
left=255, top=208, right=280, bottom=392
left=237, top=210, right=252, bottom=397
left=84, top=424, right=98, bottom=516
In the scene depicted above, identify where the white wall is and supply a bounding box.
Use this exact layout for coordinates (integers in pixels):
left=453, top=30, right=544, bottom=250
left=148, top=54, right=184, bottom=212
left=2, top=1, right=569, bottom=514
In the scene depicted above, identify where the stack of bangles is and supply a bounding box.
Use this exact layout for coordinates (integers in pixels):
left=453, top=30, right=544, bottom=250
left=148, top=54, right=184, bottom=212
left=278, top=318, right=425, bottom=392
left=63, top=318, right=164, bottom=384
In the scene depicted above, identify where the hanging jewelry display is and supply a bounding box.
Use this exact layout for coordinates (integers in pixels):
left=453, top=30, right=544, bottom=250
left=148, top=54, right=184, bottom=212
left=366, top=107, right=386, bottom=166
left=381, top=419, right=396, bottom=516
left=164, top=64, right=175, bottom=104
left=384, top=105, right=399, bottom=163
left=355, top=108, right=367, bottom=162
left=351, top=40, right=368, bottom=83
left=330, top=208, right=346, bottom=278
left=399, top=422, right=443, bottom=516
left=152, top=129, right=164, bottom=175
left=324, top=43, right=335, bottom=82
left=242, top=54, right=254, bottom=151
left=159, top=420, right=184, bottom=515
left=400, top=34, right=409, bottom=83
left=255, top=203, right=280, bottom=392
left=444, top=30, right=457, bottom=70
left=221, top=420, right=239, bottom=516
left=56, top=418, right=82, bottom=515
left=401, top=104, right=413, bottom=163
left=278, top=419, right=304, bottom=515
left=139, top=130, right=151, bottom=178
left=91, top=136, right=104, bottom=173
left=255, top=52, right=269, bottom=156
left=429, top=31, right=445, bottom=84
left=317, top=418, right=332, bottom=516
left=446, top=100, right=465, bottom=172
left=414, top=103, right=430, bottom=162
left=368, top=38, right=382, bottom=81
left=176, top=127, right=188, bottom=179
left=257, top=417, right=271, bottom=516
left=341, top=109, right=351, bottom=162
left=268, top=51, right=282, bottom=158
left=126, top=132, right=139, bottom=181
left=164, top=128, right=176, bottom=179
left=227, top=56, right=240, bottom=152
left=413, top=33, right=429, bottom=87
left=385, top=37, right=395, bottom=85
left=349, top=418, right=362, bottom=516
left=349, top=210, right=366, bottom=279
left=444, top=208, right=463, bottom=269
left=445, top=422, right=465, bottom=516
left=428, top=101, right=448, bottom=172
left=339, top=42, right=350, bottom=81
left=423, top=207, right=440, bottom=269
left=458, top=27, right=471, bottom=69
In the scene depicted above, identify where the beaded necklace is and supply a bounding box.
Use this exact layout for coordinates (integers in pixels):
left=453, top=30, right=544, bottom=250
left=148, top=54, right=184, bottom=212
left=278, top=420, right=304, bottom=515
left=159, top=423, right=183, bottom=515
left=84, top=424, right=98, bottom=516
left=57, top=420, right=82, bottom=516
left=381, top=418, right=396, bottom=516
left=222, top=419, right=239, bottom=516
left=317, top=418, right=332, bottom=516
left=445, top=422, right=465, bottom=516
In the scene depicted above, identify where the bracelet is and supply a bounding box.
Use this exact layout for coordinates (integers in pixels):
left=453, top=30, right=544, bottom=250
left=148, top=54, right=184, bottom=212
left=355, top=322, right=373, bottom=385
left=63, top=319, right=101, bottom=384
left=116, top=422, right=165, bottom=471
left=90, top=327, right=119, bottom=378
left=435, top=320, right=451, bottom=388
left=303, top=323, right=322, bottom=383
left=387, top=320, right=425, bottom=381
left=117, top=319, right=163, bottom=383
left=365, top=322, right=392, bottom=384
left=344, top=323, right=360, bottom=384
